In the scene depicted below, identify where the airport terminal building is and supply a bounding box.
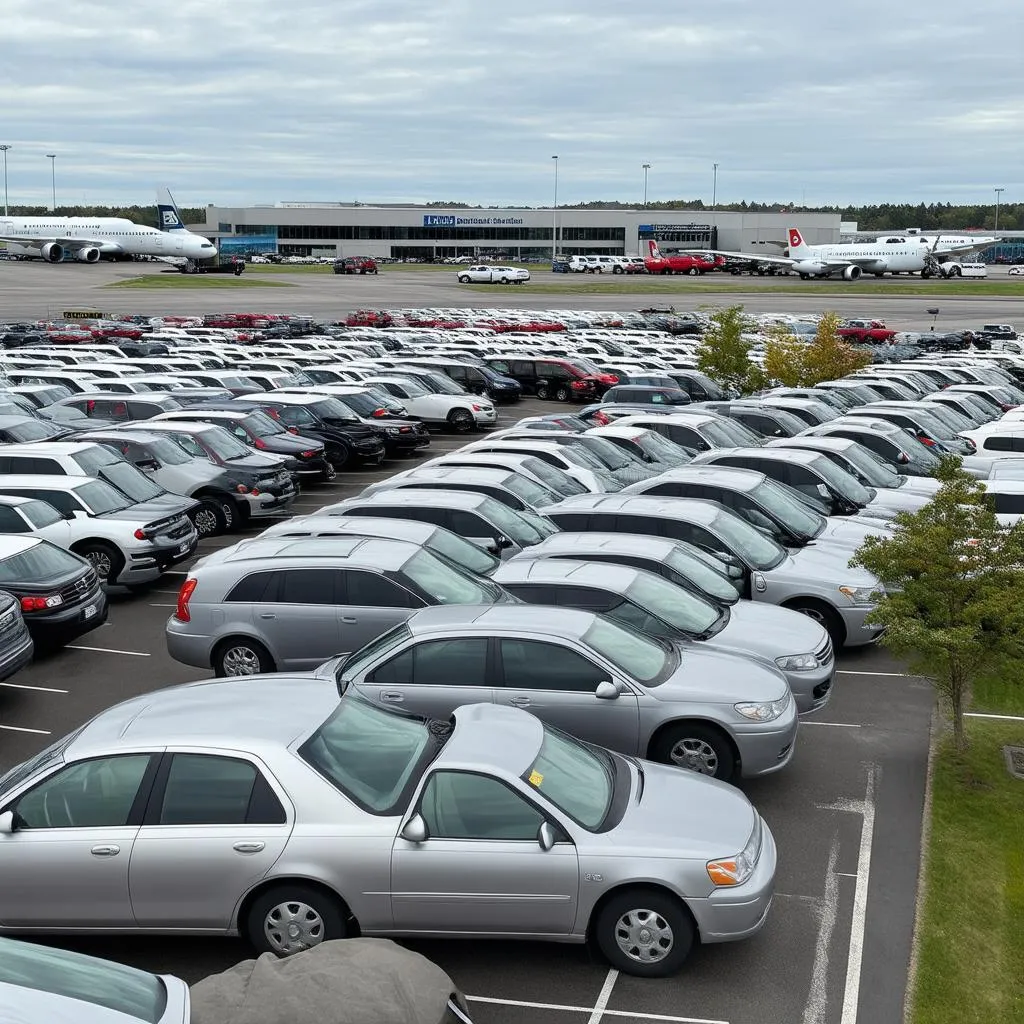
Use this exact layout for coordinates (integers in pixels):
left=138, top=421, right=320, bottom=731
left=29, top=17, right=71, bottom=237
left=195, top=205, right=841, bottom=261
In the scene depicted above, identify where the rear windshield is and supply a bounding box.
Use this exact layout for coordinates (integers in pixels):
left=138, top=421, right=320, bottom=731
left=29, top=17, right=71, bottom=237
left=504, top=474, right=560, bottom=508
left=5, top=420, right=64, bottom=442
left=145, top=436, right=191, bottom=466
left=0, top=542, right=87, bottom=582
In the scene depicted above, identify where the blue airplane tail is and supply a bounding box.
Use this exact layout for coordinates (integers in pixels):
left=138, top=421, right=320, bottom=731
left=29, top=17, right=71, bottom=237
left=156, top=188, right=186, bottom=232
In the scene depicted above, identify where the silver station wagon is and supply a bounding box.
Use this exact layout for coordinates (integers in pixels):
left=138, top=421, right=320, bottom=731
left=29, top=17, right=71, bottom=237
left=0, top=677, right=776, bottom=978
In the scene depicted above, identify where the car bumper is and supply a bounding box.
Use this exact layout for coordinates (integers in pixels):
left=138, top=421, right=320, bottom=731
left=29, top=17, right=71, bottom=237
left=689, top=823, right=777, bottom=943
left=242, top=485, right=298, bottom=519
left=165, top=621, right=213, bottom=668
left=837, top=604, right=884, bottom=648
left=786, top=662, right=835, bottom=714
left=472, top=407, right=498, bottom=426
left=118, top=533, right=199, bottom=584
left=734, top=703, right=799, bottom=777
left=385, top=431, right=431, bottom=454
left=25, top=592, right=108, bottom=645
left=0, top=626, right=34, bottom=681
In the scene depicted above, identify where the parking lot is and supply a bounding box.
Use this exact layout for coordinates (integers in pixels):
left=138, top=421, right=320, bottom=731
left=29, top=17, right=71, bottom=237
left=0, top=395, right=932, bottom=1024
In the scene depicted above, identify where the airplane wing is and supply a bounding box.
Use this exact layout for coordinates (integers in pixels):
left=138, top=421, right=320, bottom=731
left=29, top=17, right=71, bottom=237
left=0, top=234, right=118, bottom=252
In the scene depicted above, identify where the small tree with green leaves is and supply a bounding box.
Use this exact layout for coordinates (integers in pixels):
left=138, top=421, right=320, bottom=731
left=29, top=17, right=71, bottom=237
left=801, top=311, right=872, bottom=383
left=696, top=305, right=766, bottom=395
left=762, top=324, right=809, bottom=386
left=851, top=458, right=1024, bottom=752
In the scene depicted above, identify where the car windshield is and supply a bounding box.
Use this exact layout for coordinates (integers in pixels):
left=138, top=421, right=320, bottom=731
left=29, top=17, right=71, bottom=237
left=299, top=697, right=436, bottom=813
left=20, top=499, right=64, bottom=529
left=141, top=435, right=190, bottom=465
left=634, top=431, right=691, bottom=462
left=810, top=455, right=874, bottom=503
left=561, top=443, right=609, bottom=472
left=525, top=726, right=613, bottom=831
left=752, top=480, right=826, bottom=540
left=5, top=420, right=63, bottom=442
left=480, top=497, right=551, bottom=545
left=77, top=480, right=134, bottom=514
left=396, top=381, right=430, bottom=398
left=328, top=392, right=383, bottom=417
left=626, top=572, right=723, bottom=636
left=578, top=437, right=632, bottom=471
left=582, top=615, right=674, bottom=685
left=244, top=411, right=287, bottom=438
left=664, top=546, right=741, bottom=603
left=401, top=548, right=499, bottom=605
left=504, top=474, right=560, bottom=508
left=918, top=403, right=973, bottom=433
left=198, top=427, right=253, bottom=461
left=0, top=541, right=90, bottom=582
left=426, top=373, right=464, bottom=395
left=0, top=938, right=168, bottom=1023
left=700, top=419, right=754, bottom=448
left=711, top=509, right=787, bottom=570
left=272, top=405, right=321, bottom=428
left=97, top=463, right=164, bottom=502
left=831, top=444, right=903, bottom=487
left=0, top=728, right=82, bottom=795
left=522, top=457, right=587, bottom=496
left=427, top=528, right=500, bottom=577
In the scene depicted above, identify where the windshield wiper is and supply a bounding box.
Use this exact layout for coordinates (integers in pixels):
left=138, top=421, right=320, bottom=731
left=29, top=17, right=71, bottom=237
left=622, top=753, right=646, bottom=802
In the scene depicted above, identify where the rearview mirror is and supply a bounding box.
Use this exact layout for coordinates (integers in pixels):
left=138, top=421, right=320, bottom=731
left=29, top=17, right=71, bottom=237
left=538, top=821, right=558, bottom=852
left=0, top=811, right=14, bottom=835
left=400, top=814, right=427, bottom=844
left=595, top=681, right=619, bottom=700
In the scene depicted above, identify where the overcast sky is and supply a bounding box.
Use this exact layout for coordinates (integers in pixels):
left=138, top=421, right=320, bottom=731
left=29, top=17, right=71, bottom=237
left=2, top=0, right=1021, bottom=210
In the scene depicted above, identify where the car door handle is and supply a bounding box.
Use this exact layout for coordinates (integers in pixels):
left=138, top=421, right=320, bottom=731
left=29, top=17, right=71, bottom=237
left=341, top=616, right=357, bottom=623
left=233, top=841, right=266, bottom=854
left=259, top=613, right=276, bottom=620
left=509, top=695, right=532, bottom=707
left=380, top=691, right=404, bottom=703
left=90, top=845, right=120, bottom=857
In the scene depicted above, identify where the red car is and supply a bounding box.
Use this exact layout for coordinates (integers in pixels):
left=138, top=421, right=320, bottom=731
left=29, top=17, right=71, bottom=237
left=642, top=240, right=714, bottom=276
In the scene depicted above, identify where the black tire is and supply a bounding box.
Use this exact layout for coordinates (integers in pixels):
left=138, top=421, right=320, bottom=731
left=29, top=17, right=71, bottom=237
left=593, top=888, right=694, bottom=977
left=220, top=499, right=242, bottom=533
left=687, top=267, right=700, bottom=276
left=329, top=445, right=350, bottom=471
left=784, top=599, right=845, bottom=648
left=613, top=266, right=624, bottom=275
left=554, top=385, right=571, bottom=402
left=245, top=883, right=347, bottom=957
left=536, top=383, right=551, bottom=400
left=74, top=541, right=122, bottom=586
left=447, top=408, right=474, bottom=433
left=650, top=722, right=736, bottom=782
left=458, top=275, right=471, bottom=283
left=191, top=497, right=227, bottom=538
left=947, top=266, right=961, bottom=278
left=213, top=636, right=275, bottom=677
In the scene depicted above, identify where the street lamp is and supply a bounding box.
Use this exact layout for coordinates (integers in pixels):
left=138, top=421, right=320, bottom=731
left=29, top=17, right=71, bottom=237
left=46, top=154, right=56, bottom=212
left=712, top=163, right=718, bottom=210
left=551, top=155, right=559, bottom=262
left=0, top=145, right=10, bottom=216
left=994, top=187, right=1005, bottom=233
left=642, top=163, right=651, bottom=207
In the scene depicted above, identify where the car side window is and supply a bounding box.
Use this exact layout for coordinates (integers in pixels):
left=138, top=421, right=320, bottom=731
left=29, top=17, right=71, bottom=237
left=30, top=490, right=79, bottom=517
left=225, top=571, right=279, bottom=602
left=509, top=361, right=534, bottom=377
left=499, top=638, right=605, bottom=692
left=447, top=510, right=495, bottom=540
left=345, top=570, right=419, bottom=608
left=278, top=569, right=339, bottom=605
left=419, top=771, right=544, bottom=841
left=12, top=755, right=151, bottom=829
left=157, top=754, right=285, bottom=825
left=488, top=360, right=510, bottom=374
left=665, top=425, right=705, bottom=449
left=0, top=507, right=29, bottom=532
left=983, top=436, right=1012, bottom=451
left=371, top=637, right=488, bottom=686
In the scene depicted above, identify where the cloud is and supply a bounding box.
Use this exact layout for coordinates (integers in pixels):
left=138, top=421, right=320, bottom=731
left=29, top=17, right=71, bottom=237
left=0, top=0, right=1021, bottom=208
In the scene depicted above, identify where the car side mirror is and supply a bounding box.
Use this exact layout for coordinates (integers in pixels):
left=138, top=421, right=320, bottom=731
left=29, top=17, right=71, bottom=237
left=595, top=680, right=620, bottom=700
left=538, top=821, right=558, bottom=852
left=495, top=535, right=513, bottom=550
left=816, top=483, right=831, bottom=498
left=0, top=810, right=14, bottom=835
left=400, top=813, right=428, bottom=844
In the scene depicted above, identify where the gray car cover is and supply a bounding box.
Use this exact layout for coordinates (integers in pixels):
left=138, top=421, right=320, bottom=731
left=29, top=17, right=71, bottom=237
left=189, top=939, right=462, bottom=1024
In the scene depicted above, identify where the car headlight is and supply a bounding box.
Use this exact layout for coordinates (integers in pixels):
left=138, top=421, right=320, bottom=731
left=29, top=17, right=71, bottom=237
left=734, top=690, right=790, bottom=722
left=838, top=585, right=877, bottom=605
left=386, top=427, right=400, bottom=436
left=707, top=814, right=763, bottom=887
left=775, top=652, right=820, bottom=671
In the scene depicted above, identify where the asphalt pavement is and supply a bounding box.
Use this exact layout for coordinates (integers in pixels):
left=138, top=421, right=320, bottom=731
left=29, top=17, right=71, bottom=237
left=0, top=397, right=933, bottom=1024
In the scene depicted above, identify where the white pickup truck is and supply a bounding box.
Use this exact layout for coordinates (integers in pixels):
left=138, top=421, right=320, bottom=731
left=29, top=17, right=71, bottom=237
left=456, top=265, right=530, bottom=284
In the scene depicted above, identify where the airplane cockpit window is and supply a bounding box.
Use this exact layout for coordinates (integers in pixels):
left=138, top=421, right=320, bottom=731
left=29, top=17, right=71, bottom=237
left=884, top=237, right=905, bottom=243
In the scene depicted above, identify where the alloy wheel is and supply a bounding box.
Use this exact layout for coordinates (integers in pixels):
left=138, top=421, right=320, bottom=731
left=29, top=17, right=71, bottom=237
left=668, top=737, right=719, bottom=775
left=613, top=908, right=674, bottom=964
left=221, top=645, right=263, bottom=675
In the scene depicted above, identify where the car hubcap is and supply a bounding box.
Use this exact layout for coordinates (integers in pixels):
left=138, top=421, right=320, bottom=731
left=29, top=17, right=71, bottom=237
left=194, top=508, right=219, bottom=536
left=264, top=900, right=324, bottom=955
left=452, top=411, right=471, bottom=431
left=86, top=550, right=112, bottom=579
left=614, top=908, right=673, bottom=963
left=669, top=737, right=719, bottom=775
left=222, top=646, right=262, bottom=675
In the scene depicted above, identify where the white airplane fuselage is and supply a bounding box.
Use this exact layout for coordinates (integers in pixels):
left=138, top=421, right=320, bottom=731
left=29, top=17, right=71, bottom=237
left=0, top=217, right=216, bottom=263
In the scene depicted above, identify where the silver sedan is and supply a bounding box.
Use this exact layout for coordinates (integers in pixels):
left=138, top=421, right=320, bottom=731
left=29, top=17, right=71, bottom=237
left=0, top=677, right=774, bottom=978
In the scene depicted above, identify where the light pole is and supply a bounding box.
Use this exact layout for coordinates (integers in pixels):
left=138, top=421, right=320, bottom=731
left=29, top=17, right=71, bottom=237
left=551, top=155, right=559, bottom=262
left=46, top=154, right=56, bottom=212
left=712, top=163, right=718, bottom=210
left=994, top=187, right=1005, bottom=232
left=642, top=163, right=650, bottom=207
left=0, top=145, right=10, bottom=215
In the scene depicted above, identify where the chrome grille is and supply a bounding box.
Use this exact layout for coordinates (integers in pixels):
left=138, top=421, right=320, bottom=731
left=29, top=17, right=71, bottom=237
left=814, top=637, right=834, bottom=665
left=59, top=569, right=99, bottom=605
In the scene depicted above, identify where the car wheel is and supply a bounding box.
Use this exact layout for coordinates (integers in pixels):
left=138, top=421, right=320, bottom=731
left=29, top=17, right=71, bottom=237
left=947, top=265, right=962, bottom=278
left=784, top=599, right=845, bottom=648
left=213, top=637, right=275, bottom=677
left=687, top=267, right=700, bottom=276
left=245, top=884, right=347, bottom=956
left=613, top=266, right=624, bottom=274
left=536, top=383, right=551, bottom=400
left=447, top=408, right=474, bottom=433
left=220, top=499, right=243, bottom=533
left=593, top=888, right=694, bottom=977
left=651, top=722, right=736, bottom=782
left=74, top=541, right=122, bottom=585
left=554, top=385, right=571, bottom=402
left=191, top=498, right=226, bottom=538
left=458, top=275, right=471, bottom=283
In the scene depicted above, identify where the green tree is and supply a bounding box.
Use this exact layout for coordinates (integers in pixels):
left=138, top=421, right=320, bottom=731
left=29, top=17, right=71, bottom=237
left=695, top=305, right=766, bottom=395
left=761, top=324, right=809, bottom=387
left=851, top=458, right=1024, bottom=751
left=801, top=311, right=872, bottom=384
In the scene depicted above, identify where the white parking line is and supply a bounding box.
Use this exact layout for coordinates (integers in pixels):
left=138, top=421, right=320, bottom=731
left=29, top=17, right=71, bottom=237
left=837, top=670, right=911, bottom=677
left=799, top=721, right=862, bottom=729
left=803, top=835, right=840, bottom=1024
left=0, top=682, right=68, bottom=693
left=966, top=711, right=1024, bottom=721
left=66, top=644, right=151, bottom=657
left=0, top=724, right=51, bottom=735
left=466, top=996, right=728, bottom=1024
left=587, top=969, right=619, bottom=1024
left=841, top=765, right=877, bottom=1024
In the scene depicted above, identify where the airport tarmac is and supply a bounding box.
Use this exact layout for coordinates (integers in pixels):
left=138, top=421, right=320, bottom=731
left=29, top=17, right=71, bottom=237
left=1, top=261, right=1023, bottom=329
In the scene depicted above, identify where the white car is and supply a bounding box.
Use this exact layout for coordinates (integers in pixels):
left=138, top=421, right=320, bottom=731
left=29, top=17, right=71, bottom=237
left=456, top=265, right=530, bottom=284
left=1008, top=266, right=1024, bottom=276
left=362, top=375, right=497, bottom=431
left=583, top=255, right=629, bottom=274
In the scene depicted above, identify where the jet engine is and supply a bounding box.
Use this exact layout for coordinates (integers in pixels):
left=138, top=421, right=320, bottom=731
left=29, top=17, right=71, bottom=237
left=39, top=242, right=64, bottom=263
left=842, top=265, right=863, bottom=281
left=75, top=247, right=101, bottom=263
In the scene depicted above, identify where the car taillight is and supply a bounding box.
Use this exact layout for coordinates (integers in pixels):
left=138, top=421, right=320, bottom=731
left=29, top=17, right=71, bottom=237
left=372, top=408, right=388, bottom=417
left=253, top=437, right=267, bottom=449
left=1001, top=403, right=1015, bottom=411
left=175, top=578, right=198, bottom=622
left=594, top=412, right=610, bottom=425
left=919, top=436, right=936, bottom=447
left=133, top=528, right=148, bottom=540
left=965, top=437, right=977, bottom=451
left=286, top=426, right=299, bottom=434
left=570, top=380, right=587, bottom=390
left=20, top=595, right=62, bottom=612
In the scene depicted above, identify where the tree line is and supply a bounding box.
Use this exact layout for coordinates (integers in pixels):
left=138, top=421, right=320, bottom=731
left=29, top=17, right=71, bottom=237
left=2, top=205, right=207, bottom=225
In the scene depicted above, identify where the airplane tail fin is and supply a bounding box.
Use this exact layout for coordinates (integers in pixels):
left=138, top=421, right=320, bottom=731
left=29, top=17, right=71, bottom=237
left=156, top=188, right=186, bottom=232
left=647, top=239, right=662, bottom=260
left=786, top=227, right=811, bottom=256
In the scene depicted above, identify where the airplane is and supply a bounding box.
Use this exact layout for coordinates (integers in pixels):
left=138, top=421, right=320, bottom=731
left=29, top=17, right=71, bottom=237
left=0, top=187, right=216, bottom=265
left=687, top=227, right=999, bottom=281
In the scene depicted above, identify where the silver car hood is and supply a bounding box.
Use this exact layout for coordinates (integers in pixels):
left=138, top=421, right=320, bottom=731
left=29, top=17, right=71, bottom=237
left=709, top=601, right=827, bottom=661
left=607, top=758, right=757, bottom=861
left=866, top=489, right=928, bottom=514
left=654, top=644, right=789, bottom=703
left=814, top=516, right=894, bottom=548
left=772, top=545, right=879, bottom=589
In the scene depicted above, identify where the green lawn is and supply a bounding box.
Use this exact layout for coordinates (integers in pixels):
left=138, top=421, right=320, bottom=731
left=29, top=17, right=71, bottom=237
left=105, top=275, right=294, bottom=289
left=909, top=718, right=1024, bottom=1024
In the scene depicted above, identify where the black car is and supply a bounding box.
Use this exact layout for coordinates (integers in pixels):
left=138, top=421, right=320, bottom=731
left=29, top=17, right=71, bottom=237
left=0, top=415, right=75, bottom=443
left=221, top=397, right=386, bottom=470
left=0, top=590, right=33, bottom=680
left=323, top=392, right=431, bottom=456
left=0, top=537, right=106, bottom=648
left=156, top=407, right=334, bottom=481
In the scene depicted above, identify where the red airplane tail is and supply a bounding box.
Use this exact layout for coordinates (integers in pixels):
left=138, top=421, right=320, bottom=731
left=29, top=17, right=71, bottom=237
left=647, top=239, right=662, bottom=260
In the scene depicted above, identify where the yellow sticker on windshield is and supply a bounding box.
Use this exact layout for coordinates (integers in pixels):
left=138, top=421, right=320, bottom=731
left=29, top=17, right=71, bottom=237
left=529, top=770, right=544, bottom=787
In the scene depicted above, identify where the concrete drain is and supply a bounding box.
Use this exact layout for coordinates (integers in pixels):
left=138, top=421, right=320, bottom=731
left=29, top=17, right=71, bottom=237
left=1003, top=746, right=1024, bottom=780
